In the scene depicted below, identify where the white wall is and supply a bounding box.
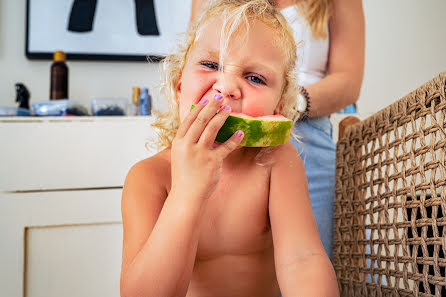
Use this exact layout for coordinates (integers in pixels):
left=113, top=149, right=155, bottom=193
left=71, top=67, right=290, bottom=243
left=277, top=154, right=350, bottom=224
left=1, top=0, right=445, bottom=114
left=0, top=0, right=167, bottom=112
left=359, top=0, right=446, bottom=114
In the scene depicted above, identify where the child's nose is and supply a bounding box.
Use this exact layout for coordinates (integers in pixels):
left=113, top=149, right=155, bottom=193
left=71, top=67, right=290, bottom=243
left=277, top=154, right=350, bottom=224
left=212, top=72, right=241, bottom=100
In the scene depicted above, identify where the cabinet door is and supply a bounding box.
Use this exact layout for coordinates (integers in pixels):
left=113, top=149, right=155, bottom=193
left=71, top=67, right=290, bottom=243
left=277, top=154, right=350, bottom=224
left=1, top=189, right=122, bottom=297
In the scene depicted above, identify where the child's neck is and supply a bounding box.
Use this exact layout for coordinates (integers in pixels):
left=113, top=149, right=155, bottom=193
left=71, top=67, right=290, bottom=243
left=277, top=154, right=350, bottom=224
left=222, top=147, right=261, bottom=168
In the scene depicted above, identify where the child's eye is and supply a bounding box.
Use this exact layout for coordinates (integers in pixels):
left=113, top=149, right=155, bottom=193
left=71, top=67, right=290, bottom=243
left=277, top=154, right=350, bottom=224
left=247, top=75, right=266, bottom=85
left=200, top=61, right=219, bottom=70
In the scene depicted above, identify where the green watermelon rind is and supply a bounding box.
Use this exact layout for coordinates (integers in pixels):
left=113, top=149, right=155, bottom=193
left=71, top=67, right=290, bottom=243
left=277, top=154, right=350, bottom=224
left=190, top=105, right=292, bottom=147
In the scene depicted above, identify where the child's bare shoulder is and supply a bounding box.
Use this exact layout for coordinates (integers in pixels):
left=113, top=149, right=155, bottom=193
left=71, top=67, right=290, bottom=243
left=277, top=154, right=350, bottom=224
left=123, top=148, right=172, bottom=201
left=267, top=142, right=306, bottom=176
left=260, top=142, right=303, bottom=167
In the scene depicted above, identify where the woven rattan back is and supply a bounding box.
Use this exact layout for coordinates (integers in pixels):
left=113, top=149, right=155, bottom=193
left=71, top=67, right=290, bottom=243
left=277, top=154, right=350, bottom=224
left=333, top=72, right=446, bottom=297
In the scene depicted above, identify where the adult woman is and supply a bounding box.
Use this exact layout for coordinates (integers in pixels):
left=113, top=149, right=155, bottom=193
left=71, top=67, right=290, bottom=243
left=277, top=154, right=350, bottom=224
left=190, top=0, right=365, bottom=260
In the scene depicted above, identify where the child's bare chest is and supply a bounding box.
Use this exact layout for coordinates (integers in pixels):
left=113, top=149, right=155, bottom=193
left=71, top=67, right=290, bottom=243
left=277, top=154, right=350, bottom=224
left=196, top=166, right=272, bottom=260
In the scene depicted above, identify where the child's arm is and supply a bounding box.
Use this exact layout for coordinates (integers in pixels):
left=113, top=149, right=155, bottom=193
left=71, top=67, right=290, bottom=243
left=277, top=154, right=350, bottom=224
left=120, top=98, right=243, bottom=297
left=269, top=142, right=339, bottom=297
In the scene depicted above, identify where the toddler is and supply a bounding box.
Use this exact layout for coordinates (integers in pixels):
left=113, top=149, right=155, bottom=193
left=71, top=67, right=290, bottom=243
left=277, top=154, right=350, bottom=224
left=120, top=0, right=338, bottom=296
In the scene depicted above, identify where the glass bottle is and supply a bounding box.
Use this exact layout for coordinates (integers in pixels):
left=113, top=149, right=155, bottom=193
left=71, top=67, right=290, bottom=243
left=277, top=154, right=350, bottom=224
left=50, top=51, right=69, bottom=100
left=130, top=87, right=141, bottom=116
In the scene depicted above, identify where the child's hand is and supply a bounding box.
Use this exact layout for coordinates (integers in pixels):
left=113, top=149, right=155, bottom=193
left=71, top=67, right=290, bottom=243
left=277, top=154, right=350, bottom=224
left=171, top=94, right=244, bottom=200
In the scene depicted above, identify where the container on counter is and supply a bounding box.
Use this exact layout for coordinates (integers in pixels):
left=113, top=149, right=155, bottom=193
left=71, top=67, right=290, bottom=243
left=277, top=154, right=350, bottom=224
left=32, top=99, right=89, bottom=116
left=129, top=87, right=141, bottom=116
left=0, top=107, right=31, bottom=116
left=139, top=88, right=152, bottom=116
left=91, top=98, right=127, bottom=116
left=50, top=51, right=69, bottom=100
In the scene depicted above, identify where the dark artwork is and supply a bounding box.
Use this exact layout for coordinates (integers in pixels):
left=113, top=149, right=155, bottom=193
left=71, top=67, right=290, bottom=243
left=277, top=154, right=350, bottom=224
left=26, top=0, right=189, bottom=61
left=93, top=106, right=125, bottom=116
left=68, top=0, right=159, bottom=35
left=68, top=0, right=97, bottom=32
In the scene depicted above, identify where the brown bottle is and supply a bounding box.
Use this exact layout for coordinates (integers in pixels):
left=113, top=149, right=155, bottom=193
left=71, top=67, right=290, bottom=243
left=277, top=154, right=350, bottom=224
left=50, top=51, right=69, bottom=100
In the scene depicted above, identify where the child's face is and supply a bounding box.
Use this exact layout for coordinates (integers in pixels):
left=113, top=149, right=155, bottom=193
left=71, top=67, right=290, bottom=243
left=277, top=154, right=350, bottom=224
left=177, top=18, right=287, bottom=121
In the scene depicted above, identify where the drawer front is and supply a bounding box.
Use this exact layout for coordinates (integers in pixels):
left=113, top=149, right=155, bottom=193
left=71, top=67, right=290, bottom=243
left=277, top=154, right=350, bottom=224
left=1, top=117, right=159, bottom=191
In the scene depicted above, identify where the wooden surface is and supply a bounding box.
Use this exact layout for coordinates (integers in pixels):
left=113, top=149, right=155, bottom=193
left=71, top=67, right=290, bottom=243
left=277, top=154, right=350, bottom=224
left=338, top=116, right=360, bottom=140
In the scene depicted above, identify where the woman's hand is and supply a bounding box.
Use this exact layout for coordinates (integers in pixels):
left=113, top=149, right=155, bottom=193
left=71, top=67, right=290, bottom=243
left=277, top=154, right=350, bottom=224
left=171, top=94, right=244, bottom=200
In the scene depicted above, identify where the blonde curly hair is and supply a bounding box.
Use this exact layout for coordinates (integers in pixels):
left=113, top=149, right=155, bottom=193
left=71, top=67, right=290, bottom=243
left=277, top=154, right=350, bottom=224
left=152, top=0, right=301, bottom=150
left=295, top=0, right=332, bottom=39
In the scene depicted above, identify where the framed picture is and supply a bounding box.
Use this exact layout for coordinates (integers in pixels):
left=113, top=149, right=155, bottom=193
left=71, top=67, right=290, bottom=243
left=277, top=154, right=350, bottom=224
left=26, top=0, right=192, bottom=61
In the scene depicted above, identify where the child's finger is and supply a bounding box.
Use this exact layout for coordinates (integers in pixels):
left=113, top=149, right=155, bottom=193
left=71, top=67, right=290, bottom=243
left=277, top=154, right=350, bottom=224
left=214, top=130, right=244, bottom=158
left=198, top=104, right=231, bottom=146
left=176, top=99, right=208, bottom=139
left=185, top=94, right=223, bottom=143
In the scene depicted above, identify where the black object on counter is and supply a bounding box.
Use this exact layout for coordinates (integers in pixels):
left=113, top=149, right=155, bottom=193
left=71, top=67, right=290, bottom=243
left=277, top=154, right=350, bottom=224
left=65, top=106, right=90, bottom=116
left=94, top=105, right=125, bottom=116
left=15, top=83, right=30, bottom=109
left=50, top=51, right=69, bottom=100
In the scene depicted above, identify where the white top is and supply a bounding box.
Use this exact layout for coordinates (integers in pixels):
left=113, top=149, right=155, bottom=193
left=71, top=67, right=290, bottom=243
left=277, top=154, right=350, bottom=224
left=280, top=5, right=329, bottom=87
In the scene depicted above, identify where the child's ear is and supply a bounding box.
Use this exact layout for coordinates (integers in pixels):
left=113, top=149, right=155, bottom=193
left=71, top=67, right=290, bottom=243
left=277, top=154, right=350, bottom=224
left=175, top=78, right=182, bottom=103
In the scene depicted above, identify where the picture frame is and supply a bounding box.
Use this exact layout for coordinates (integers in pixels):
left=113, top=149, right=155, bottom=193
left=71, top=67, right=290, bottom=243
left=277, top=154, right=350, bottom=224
left=26, top=0, right=192, bottom=61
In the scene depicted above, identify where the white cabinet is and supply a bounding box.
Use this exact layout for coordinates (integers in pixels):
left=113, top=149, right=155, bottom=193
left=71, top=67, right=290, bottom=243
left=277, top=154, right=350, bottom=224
left=0, top=117, right=158, bottom=297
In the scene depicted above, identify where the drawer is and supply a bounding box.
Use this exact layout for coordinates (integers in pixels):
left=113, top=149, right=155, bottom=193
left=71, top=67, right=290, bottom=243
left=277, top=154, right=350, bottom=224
left=0, top=117, right=159, bottom=191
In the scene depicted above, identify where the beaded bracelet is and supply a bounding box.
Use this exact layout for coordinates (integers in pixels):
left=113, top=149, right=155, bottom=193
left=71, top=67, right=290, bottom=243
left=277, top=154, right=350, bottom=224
left=297, top=86, right=310, bottom=121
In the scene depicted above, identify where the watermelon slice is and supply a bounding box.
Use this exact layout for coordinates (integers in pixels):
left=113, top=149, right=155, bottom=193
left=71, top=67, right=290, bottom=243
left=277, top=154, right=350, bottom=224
left=191, top=105, right=292, bottom=147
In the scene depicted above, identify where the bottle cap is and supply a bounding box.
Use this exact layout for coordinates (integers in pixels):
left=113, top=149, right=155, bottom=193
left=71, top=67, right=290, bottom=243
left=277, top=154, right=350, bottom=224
left=54, top=51, right=66, bottom=62
left=132, top=87, right=141, bottom=104
left=141, top=88, right=148, bottom=94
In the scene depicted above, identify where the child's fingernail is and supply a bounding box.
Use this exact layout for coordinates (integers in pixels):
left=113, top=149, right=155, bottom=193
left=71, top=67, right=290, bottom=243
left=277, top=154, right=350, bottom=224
left=214, top=94, right=222, bottom=100
left=200, top=99, right=208, bottom=104
left=224, top=105, right=230, bottom=110
left=236, top=130, right=243, bottom=137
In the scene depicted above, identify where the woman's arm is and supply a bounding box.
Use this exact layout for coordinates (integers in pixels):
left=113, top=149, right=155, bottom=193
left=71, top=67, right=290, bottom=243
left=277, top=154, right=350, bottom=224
left=269, top=142, right=339, bottom=296
left=306, top=0, right=365, bottom=118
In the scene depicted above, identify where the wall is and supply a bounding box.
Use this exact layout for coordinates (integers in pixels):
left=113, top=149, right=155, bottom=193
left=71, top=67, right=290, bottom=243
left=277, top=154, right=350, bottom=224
left=360, top=0, right=446, bottom=113
left=1, top=0, right=445, bottom=114
left=0, top=0, right=168, bottom=112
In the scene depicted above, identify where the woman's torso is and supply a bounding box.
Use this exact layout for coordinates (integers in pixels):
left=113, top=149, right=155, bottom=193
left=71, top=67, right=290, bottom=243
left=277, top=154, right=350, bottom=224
left=280, top=4, right=333, bottom=143
left=280, top=4, right=330, bottom=87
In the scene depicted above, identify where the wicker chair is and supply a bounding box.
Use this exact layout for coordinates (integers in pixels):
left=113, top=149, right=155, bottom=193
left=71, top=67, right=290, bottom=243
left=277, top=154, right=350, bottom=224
left=333, top=72, right=446, bottom=297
